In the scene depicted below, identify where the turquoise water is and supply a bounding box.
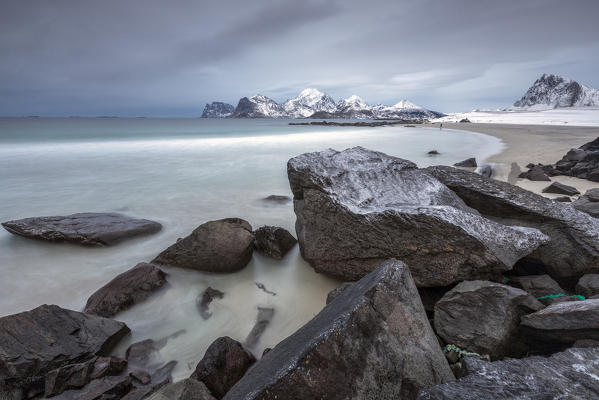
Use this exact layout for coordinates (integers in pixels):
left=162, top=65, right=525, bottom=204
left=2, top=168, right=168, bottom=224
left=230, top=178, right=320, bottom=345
left=0, top=118, right=504, bottom=380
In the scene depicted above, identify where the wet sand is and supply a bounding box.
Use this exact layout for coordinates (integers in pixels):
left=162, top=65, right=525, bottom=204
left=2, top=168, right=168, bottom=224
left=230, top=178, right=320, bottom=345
left=426, top=123, right=599, bottom=199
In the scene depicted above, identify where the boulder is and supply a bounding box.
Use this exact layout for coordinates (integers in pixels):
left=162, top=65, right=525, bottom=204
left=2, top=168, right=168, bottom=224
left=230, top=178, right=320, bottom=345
left=507, top=274, right=571, bottom=305
left=427, top=166, right=599, bottom=286
left=288, top=147, right=548, bottom=286
left=44, top=358, right=97, bottom=397
left=90, top=356, right=128, bottom=380
left=576, top=274, right=599, bottom=298
left=244, top=307, right=274, bottom=349
left=223, top=259, right=454, bottom=400
left=416, top=347, right=599, bottom=399
left=541, top=182, right=580, bottom=196
left=52, top=375, right=132, bottom=400
left=553, top=196, right=571, bottom=202
left=477, top=165, right=492, bottom=178
left=253, top=226, right=297, bottom=259
left=0, top=304, right=129, bottom=395
left=518, top=165, right=551, bottom=181
left=190, top=337, right=256, bottom=399
left=125, top=339, right=159, bottom=367
left=197, top=287, right=225, bottom=320
left=434, top=281, right=543, bottom=359
left=428, top=150, right=440, bottom=155
left=326, top=282, right=353, bottom=304
left=261, top=195, right=291, bottom=205
left=84, top=263, right=167, bottom=318
left=146, top=378, right=216, bottom=400
left=1, top=213, right=161, bottom=246
left=454, top=158, right=477, bottom=167
left=572, top=188, right=599, bottom=217
left=548, top=137, right=599, bottom=182
left=521, top=299, right=599, bottom=344
left=152, top=218, right=254, bottom=273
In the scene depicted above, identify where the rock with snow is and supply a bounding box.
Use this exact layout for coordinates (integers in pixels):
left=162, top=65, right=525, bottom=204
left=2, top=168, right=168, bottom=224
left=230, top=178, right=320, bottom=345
left=434, top=280, right=543, bottom=359
left=521, top=299, right=599, bottom=344
left=230, top=95, right=287, bottom=118
left=427, top=166, right=599, bottom=286
left=417, top=347, right=599, bottom=400
left=201, top=102, right=235, bottom=118
left=288, top=147, right=548, bottom=286
left=283, top=88, right=337, bottom=118
left=223, top=259, right=455, bottom=400
left=512, top=73, right=599, bottom=110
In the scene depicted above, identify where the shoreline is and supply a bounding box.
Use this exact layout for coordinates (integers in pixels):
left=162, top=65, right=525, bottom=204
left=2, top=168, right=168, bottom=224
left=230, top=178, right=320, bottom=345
left=425, top=122, right=599, bottom=198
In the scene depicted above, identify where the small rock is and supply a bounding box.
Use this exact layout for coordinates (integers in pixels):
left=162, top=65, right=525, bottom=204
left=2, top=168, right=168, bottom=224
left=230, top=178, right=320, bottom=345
left=572, top=189, right=599, bottom=217
left=197, top=287, right=225, bottom=320
left=573, top=339, right=599, bottom=348
left=84, top=263, right=167, bottom=318
left=52, top=375, right=132, bottom=400
left=152, top=218, right=254, bottom=273
left=1, top=212, right=161, bottom=246
left=130, top=370, right=151, bottom=385
left=459, top=118, right=471, bottom=123
left=508, top=274, right=567, bottom=305
left=542, top=181, right=580, bottom=196
left=585, top=188, right=599, bottom=202
left=190, top=336, right=256, bottom=399
left=44, top=359, right=96, bottom=397
left=454, top=157, right=477, bottom=167
left=554, top=196, right=571, bottom=202
left=576, top=274, right=599, bottom=298
left=428, top=150, right=440, bottom=155
left=90, top=356, right=128, bottom=380
left=519, top=165, right=551, bottom=181
left=477, top=164, right=492, bottom=178
left=244, top=307, right=274, bottom=348
left=261, top=195, right=291, bottom=204
left=126, top=339, right=159, bottom=367
left=253, top=226, right=297, bottom=259
left=146, top=378, right=216, bottom=400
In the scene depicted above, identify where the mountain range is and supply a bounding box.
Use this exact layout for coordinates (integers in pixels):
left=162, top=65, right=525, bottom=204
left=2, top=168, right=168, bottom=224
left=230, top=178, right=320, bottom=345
left=201, top=88, right=444, bottom=119
left=511, top=74, right=599, bottom=110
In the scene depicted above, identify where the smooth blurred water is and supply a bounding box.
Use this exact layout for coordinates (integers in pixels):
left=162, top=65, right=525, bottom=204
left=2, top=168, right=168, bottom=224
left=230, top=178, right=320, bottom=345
left=0, top=118, right=503, bottom=380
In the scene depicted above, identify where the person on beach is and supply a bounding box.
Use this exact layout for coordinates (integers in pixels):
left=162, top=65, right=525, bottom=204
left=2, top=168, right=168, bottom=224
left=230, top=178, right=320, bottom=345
left=440, top=123, right=443, bottom=130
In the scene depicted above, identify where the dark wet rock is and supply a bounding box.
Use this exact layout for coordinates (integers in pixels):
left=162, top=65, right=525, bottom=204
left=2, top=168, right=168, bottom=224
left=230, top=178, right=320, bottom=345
left=84, top=263, right=167, bottom=318
left=428, top=150, right=440, bottom=155
left=90, top=356, right=128, bottom=380
left=44, top=358, right=96, bottom=397
left=507, top=274, right=570, bottom=305
left=130, top=370, right=151, bottom=385
left=434, top=281, right=543, bottom=359
left=427, top=166, right=599, bottom=286
left=518, top=165, right=551, bottom=181
left=572, top=188, right=599, bottom=217
left=417, top=347, right=599, bottom=400
left=152, top=218, right=254, bottom=273
left=1, top=213, right=161, bottom=246
left=573, top=339, right=599, bottom=348
left=224, top=259, right=454, bottom=400
left=325, top=282, right=353, bottom=304
left=146, top=378, right=216, bottom=400
left=253, top=226, right=297, bottom=259
left=261, top=195, right=291, bottom=204
left=244, top=307, right=274, bottom=349
left=542, top=181, right=580, bottom=196
left=288, top=147, right=548, bottom=286
left=576, top=274, right=599, bottom=298
left=261, top=348, right=271, bottom=357
left=254, top=282, right=276, bottom=296
left=190, top=336, right=256, bottom=399
left=521, top=299, right=599, bottom=344
left=454, top=157, right=477, bottom=167
left=477, top=164, right=492, bottom=178
left=151, top=361, right=177, bottom=386
left=121, top=360, right=178, bottom=399
left=418, top=286, right=454, bottom=314
left=459, top=118, right=471, bottom=123
left=197, top=287, right=225, bottom=320
left=53, top=375, right=132, bottom=400
left=554, top=196, right=571, bottom=202
left=0, top=304, right=129, bottom=396
left=547, top=137, right=599, bottom=182
left=126, top=339, right=159, bottom=367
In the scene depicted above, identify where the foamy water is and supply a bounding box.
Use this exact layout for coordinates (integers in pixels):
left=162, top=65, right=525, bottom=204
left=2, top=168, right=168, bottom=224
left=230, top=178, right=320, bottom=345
left=0, top=118, right=503, bottom=380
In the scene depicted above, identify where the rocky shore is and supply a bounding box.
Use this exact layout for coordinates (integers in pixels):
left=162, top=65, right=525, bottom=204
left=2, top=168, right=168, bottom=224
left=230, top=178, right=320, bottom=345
left=289, top=120, right=422, bottom=127
left=2, top=145, right=599, bottom=399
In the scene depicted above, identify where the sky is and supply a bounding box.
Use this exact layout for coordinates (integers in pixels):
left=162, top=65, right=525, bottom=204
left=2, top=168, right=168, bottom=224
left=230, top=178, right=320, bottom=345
left=1, top=0, right=598, bottom=117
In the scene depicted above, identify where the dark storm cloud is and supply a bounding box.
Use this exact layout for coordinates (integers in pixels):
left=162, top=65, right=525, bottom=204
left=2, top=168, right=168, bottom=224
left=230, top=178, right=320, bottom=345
left=1, top=0, right=598, bottom=116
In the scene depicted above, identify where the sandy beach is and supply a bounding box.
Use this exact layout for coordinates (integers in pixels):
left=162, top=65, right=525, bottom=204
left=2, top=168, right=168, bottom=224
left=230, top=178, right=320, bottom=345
left=427, top=122, right=599, bottom=199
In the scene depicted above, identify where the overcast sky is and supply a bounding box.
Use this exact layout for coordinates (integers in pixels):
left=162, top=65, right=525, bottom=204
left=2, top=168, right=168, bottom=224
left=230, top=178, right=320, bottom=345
left=1, top=0, right=598, bottom=116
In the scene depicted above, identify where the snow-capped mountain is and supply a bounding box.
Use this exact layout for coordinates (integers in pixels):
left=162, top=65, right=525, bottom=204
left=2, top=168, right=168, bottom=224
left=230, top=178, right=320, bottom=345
left=512, top=74, right=599, bottom=110
left=283, top=88, right=337, bottom=118
left=372, top=100, right=444, bottom=119
left=201, top=102, right=235, bottom=118
left=335, top=95, right=374, bottom=118
left=230, top=95, right=288, bottom=118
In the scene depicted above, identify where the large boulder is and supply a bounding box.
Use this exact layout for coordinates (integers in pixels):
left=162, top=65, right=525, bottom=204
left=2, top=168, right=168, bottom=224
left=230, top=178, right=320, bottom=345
left=152, top=218, right=254, bottom=272
left=146, top=378, right=216, bottom=400
left=253, top=226, right=297, bottom=259
left=417, top=347, right=599, bottom=399
left=224, top=259, right=454, bottom=400
left=520, top=299, right=599, bottom=344
left=508, top=275, right=574, bottom=305
left=84, top=263, right=167, bottom=317
left=288, top=147, right=548, bottom=286
left=190, top=337, right=256, bottom=399
left=1, top=213, right=161, bottom=246
left=0, top=305, right=129, bottom=396
left=52, top=375, right=132, bottom=400
left=576, top=274, right=599, bottom=298
left=572, top=188, right=599, bottom=217
left=434, top=281, right=543, bottom=359
left=427, top=166, right=599, bottom=286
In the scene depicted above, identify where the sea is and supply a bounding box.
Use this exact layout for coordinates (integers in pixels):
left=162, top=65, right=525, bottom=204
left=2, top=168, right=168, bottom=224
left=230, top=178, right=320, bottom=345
left=0, top=117, right=504, bottom=380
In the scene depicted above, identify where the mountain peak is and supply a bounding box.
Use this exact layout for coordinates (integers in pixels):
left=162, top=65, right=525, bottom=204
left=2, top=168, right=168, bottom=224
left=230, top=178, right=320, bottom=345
left=513, top=74, right=599, bottom=110
left=392, top=99, right=422, bottom=110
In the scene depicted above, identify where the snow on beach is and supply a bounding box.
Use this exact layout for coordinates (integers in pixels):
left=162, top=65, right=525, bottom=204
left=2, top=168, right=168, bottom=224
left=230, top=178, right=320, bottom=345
left=433, top=107, right=599, bottom=127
